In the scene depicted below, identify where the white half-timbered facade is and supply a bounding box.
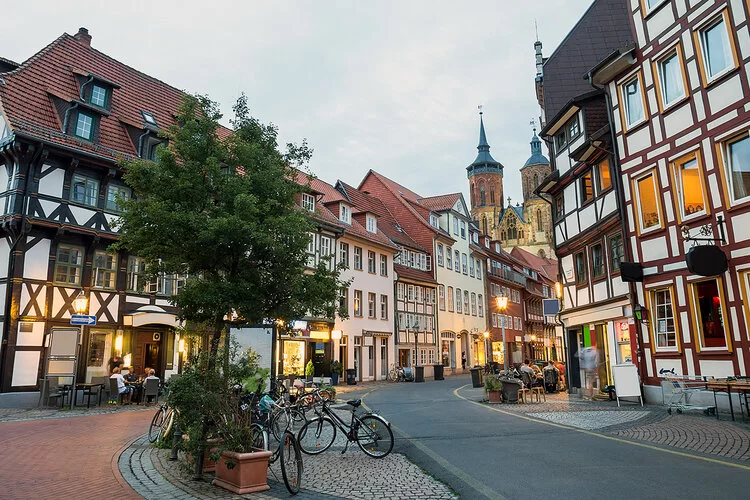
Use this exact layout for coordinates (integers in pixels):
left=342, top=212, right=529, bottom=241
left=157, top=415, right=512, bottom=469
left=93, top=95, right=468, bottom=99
left=591, top=0, right=750, bottom=400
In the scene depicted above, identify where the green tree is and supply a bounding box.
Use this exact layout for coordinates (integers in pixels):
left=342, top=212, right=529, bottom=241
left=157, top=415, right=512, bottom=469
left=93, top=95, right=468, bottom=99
left=115, top=94, right=346, bottom=349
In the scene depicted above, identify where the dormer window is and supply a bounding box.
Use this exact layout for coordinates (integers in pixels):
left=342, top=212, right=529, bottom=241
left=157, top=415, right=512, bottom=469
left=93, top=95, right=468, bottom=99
left=90, top=84, right=108, bottom=107
left=429, top=214, right=438, bottom=227
left=75, top=112, right=94, bottom=140
left=301, top=193, right=315, bottom=212
left=366, top=215, right=377, bottom=233
left=142, top=111, right=157, bottom=126
left=340, top=204, right=351, bottom=224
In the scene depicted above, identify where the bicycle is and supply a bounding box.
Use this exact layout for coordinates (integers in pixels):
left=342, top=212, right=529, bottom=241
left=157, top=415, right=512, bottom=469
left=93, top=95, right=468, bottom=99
left=387, top=364, right=406, bottom=382
left=297, top=397, right=393, bottom=458
left=148, top=402, right=176, bottom=443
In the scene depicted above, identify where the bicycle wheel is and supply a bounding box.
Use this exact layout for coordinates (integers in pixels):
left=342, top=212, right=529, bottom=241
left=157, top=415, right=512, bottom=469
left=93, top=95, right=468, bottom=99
left=356, top=415, right=394, bottom=458
left=250, top=423, right=269, bottom=452
left=272, top=409, right=306, bottom=440
left=148, top=407, right=165, bottom=443
left=280, top=430, right=303, bottom=495
left=387, top=370, right=398, bottom=382
left=297, top=417, right=336, bottom=455
left=159, top=408, right=175, bottom=442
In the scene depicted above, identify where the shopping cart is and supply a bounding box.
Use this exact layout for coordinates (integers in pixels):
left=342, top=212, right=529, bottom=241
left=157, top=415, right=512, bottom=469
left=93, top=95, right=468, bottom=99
left=661, top=373, right=716, bottom=415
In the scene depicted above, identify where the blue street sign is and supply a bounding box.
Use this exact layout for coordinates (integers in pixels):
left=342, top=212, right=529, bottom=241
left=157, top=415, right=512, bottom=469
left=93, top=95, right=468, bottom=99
left=70, top=314, right=97, bottom=326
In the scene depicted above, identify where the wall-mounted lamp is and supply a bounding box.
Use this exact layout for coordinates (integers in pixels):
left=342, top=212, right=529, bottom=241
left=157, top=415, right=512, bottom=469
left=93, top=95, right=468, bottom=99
left=178, top=338, right=185, bottom=353
left=634, top=305, right=649, bottom=324
left=115, top=332, right=123, bottom=353
left=331, top=329, right=342, bottom=340
left=555, top=281, right=563, bottom=299
left=483, top=331, right=489, bottom=339
left=73, top=290, right=88, bottom=314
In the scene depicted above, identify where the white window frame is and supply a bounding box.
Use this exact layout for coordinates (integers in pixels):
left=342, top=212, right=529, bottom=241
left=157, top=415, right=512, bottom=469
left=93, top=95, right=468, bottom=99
left=437, top=244, right=444, bottom=267
left=339, top=204, right=351, bottom=224
left=301, top=193, right=315, bottom=212
left=456, top=288, right=462, bottom=313
left=380, top=254, right=388, bottom=276
left=722, top=133, right=750, bottom=205
left=478, top=294, right=483, bottom=317
left=619, top=73, right=647, bottom=131
left=90, top=84, right=108, bottom=107
left=126, top=256, right=147, bottom=292
left=380, top=294, right=388, bottom=319
left=354, top=247, right=362, bottom=270
left=653, top=45, right=687, bottom=110
left=695, top=10, right=737, bottom=85
left=633, top=170, right=663, bottom=234
left=354, top=290, right=362, bottom=317
left=650, top=287, right=678, bottom=352
left=438, top=285, right=446, bottom=310
left=339, top=242, right=349, bottom=267
left=75, top=112, right=94, bottom=140
left=366, top=215, right=377, bottom=233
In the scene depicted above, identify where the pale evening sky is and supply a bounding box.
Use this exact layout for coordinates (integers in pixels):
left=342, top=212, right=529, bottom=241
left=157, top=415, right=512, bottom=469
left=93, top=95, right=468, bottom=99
left=1, top=0, right=594, bottom=205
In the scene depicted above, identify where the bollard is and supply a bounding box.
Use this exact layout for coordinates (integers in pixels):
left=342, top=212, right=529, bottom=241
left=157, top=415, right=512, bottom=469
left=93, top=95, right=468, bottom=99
left=170, top=423, right=182, bottom=461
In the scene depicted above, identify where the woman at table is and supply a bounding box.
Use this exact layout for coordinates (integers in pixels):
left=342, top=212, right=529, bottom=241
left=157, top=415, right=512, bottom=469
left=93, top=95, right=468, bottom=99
left=110, top=367, right=133, bottom=404
left=124, top=367, right=143, bottom=403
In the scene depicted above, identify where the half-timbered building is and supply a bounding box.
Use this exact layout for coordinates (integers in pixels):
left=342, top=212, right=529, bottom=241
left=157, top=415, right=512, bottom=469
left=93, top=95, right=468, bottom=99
left=589, top=0, right=750, bottom=401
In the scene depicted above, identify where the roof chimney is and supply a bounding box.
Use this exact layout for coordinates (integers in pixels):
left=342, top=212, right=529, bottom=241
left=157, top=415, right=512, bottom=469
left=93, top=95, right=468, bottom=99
left=74, top=27, right=92, bottom=46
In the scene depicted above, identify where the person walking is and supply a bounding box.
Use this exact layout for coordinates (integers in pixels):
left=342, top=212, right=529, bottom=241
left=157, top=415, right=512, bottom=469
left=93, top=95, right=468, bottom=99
left=579, top=346, right=598, bottom=400
left=461, top=352, right=467, bottom=370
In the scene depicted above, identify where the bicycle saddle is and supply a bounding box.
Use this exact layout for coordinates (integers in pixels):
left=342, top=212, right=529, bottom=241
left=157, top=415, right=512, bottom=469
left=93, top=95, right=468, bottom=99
left=346, top=398, right=362, bottom=408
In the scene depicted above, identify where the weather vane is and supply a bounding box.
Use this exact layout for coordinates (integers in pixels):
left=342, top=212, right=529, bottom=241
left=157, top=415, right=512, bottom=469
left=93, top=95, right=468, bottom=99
left=478, top=104, right=483, bottom=115
left=530, top=118, right=536, bottom=134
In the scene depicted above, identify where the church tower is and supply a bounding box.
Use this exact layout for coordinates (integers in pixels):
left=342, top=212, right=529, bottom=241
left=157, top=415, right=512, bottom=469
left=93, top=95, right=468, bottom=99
left=519, top=129, right=553, bottom=258
left=466, top=110, right=504, bottom=238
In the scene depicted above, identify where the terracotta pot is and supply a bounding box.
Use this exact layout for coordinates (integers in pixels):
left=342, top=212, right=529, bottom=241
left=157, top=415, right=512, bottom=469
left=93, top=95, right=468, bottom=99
left=182, top=435, right=222, bottom=473
left=212, top=450, right=272, bottom=494
left=488, top=390, right=502, bottom=403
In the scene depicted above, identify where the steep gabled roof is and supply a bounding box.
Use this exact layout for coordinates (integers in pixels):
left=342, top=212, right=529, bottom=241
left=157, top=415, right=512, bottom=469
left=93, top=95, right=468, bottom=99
left=418, top=193, right=461, bottom=212
left=501, top=205, right=527, bottom=224
left=0, top=29, right=230, bottom=162
left=510, top=247, right=558, bottom=281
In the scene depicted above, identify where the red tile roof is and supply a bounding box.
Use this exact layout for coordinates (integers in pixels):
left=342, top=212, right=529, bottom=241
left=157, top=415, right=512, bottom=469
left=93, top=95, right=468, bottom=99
left=417, top=193, right=461, bottom=211
left=0, top=30, right=230, bottom=162
left=394, top=264, right=437, bottom=285
left=510, top=247, right=558, bottom=281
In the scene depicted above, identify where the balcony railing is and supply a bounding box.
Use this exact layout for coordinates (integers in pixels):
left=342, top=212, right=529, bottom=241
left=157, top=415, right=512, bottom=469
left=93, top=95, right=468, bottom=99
left=525, top=281, right=544, bottom=296
left=489, top=267, right=526, bottom=286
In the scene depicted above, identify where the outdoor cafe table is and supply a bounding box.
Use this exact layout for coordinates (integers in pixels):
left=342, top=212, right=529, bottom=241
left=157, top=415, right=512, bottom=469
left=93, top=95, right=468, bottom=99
left=705, top=378, right=750, bottom=421
left=74, top=382, right=105, bottom=408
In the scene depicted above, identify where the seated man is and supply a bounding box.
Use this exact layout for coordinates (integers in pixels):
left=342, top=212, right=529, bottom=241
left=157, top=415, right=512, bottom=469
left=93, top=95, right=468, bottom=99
left=110, top=367, right=133, bottom=404
left=543, top=360, right=560, bottom=393
left=142, top=369, right=160, bottom=404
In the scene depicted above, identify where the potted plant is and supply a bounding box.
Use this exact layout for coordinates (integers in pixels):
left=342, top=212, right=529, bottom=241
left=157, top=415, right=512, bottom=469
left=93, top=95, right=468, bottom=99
left=305, top=359, right=314, bottom=382
left=484, top=374, right=503, bottom=403
left=330, top=360, right=342, bottom=386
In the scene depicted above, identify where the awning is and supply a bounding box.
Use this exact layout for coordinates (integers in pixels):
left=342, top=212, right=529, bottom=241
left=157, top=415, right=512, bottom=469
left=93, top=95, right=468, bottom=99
left=123, top=306, right=181, bottom=328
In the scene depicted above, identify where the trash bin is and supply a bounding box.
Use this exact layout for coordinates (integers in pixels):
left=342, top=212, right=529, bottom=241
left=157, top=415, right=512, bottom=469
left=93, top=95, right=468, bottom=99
left=414, top=366, right=424, bottom=383
left=346, top=368, right=357, bottom=385
left=470, top=367, right=483, bottom=388
left=433, top=364, right=444, bottom=381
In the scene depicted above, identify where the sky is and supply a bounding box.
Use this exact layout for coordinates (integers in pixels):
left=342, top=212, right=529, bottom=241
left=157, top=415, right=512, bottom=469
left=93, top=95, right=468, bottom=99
left=1, top=0, right=594, bottom=204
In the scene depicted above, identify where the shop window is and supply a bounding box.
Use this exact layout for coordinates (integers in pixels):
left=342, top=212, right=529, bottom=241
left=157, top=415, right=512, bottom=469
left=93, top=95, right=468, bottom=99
left=574, top=251, right=587, bottom=284
left=55, top=244, right=84, bottom=285
left=691, top=279, right=729, bottom=350
left=695, top=10, right=738, bottom=84
left=282, top=340, right=305, bottom=376
left=723, top=133, right=750, bottom=204
left=580, top=170, right=594, bottom=204
left=654, top=45, right=687, bottom=110
left=634, top=171, right=662, bottom=232
left=651, top=288, right=677, bottom=350
left=92, top=250, right=117, bottom=289
left=609, top=233, right=624, bottom=273
left=672, top=152, right=707, bottom=221
left=590, top=243, right=604, bottom=279
left=354, top=290, right=362, bottom=317
left=619, top=73, right=647, bottom=130
left=87, top=333, right=108, bottom=367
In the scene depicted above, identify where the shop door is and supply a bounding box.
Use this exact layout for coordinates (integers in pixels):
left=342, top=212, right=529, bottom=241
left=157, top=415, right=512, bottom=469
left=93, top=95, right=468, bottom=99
left=354, top=346, right=361, bottom=381
left=398, top=349, right=409, bottom=368
left=594, top=324, right=612, bottom=386
left=145, top=343, right=160, bottom=375
left=367, top=346, right=374, bottom=378
left=380, top=341, right=388, bottom=379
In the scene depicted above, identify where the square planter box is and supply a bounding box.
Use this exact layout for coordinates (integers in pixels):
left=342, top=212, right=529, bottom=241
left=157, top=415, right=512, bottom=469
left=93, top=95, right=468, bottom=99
left=213, top=450, right=273, bottom=494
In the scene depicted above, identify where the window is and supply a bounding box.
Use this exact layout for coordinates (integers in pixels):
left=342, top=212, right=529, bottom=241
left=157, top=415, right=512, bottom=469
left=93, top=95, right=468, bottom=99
left=437, top=244, right=444, bottom=267
left=574, top=252, right=587, bottom=284
left=446, top=247, right=453, bottom=268
left=126, top=256, right=147, bottom=291
left=453, top=217, right=459, bottom=235
left=692, top=279, right=729, bottom=350
left=366, top=215, right=377, bottom=233
left=654, top=47, right=686, bottom=109
left=368, top=292, right=376, bottom=318
left=471, top=292, right=477, bottom=316
left=415, top=286, right=422, bottom=303
left=430, top=214, right=439, bottom=227
left=447, top=287, right=454, bottom=312
left=90, top=84, right=108, bottom=107
left=306, top=233, right=316, bottom=266
left=460, top=221, right=466, bottom=239
left=464, top=291, right=470, bottom=315
left=380, top=294, right=388, bottom=319
left=643, top=0, right=668, bottom=15
left=490, top=184, right=495, bottom=203
left=322, top=237, right=334, bottom=269
left=92, top=251, right=116, bottom=289
left=478, top=294, right=484, bottom=317
left=536, top=208, right=543, bottom=231
left=301, top=193, right=315, bottom=212
left=339, top=242, right=349, bottom=267
left=380, top=254, right=388, bottom=276
left=695, top=11, right=737, bottom=84
left=590, top=243, right=604, bottom=279
left=397, top=282, right=404, bottom=300
left=480, top=184, right=486, bottom=205
left=671, top=152, right=706, bottom=221
left=71, top=174, right=99, bottom=207
left=554, top=195, right=564, bottom=221
left=724, top=134, right=750, bottom=203
left=354, top=247, right=362, bottom=270
left=594, top=159, right=611, bottom=193
left=456, top=288, right=462, bottom=313
left=455, top=250, right=460, bottom=272
left=580, top=170, right=594, bottom=204
left=340, top=204, right=351, bottom=223
left=339, top=288, right=349, bottom=314
left=609, top=233, right=624, bottom=273
left=462, top=253, right=468, bottom=274
left=619, top=74, right=646, bottom=129
left=55, top=244, right=84, bottom=285
left=651, top=288, right=677, bottom=350
left=368, top=250, right=376, bottom=273
left=106, top=184, right=130, bottom=212
left=439, top=285, right=446, bottom=310
left=354, top=290, right=362, bottom=317
left=75, top=112, right=94, bottom=140
left=554, top=115, right=581, bottom=150
left=408, top=285, right=414, bottom=301
left=141, top=110, right=157, bottom=126
left=469, top=256, right=475, bottom=277
left=634, top=171, right=662, bottom=232
left=156, top=274, right=185, bottom=296
left=476, top=259, right=482, bottom=279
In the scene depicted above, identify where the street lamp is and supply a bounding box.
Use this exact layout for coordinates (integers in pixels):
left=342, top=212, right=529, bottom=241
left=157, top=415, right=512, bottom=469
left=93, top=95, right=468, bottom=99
left=483, top=331, right=489, bottom=367
left=496, top=295, right=508, bottom=373
left=409, top=319, right=420, bottom=376
left=71, top=290, right=88, bottom=410
left=531, top=334, right=537, bottom=360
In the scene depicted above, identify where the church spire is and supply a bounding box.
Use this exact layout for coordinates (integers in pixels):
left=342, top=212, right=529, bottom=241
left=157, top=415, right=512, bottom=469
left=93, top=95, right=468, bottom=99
left=467, top=106, right=501, bottom=172
left=478, top=107, right=489, bottom=150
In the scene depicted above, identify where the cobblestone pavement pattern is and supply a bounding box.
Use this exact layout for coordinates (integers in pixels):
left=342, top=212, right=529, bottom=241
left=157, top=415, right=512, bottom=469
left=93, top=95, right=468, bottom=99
left=0, top=408, right=153, bottom=499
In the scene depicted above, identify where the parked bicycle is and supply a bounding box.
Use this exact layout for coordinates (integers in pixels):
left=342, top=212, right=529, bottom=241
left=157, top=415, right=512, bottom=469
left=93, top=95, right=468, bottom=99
left=297, top=397, right=393, bottom=458
left=148, top=401, right=176, bottom=443
left=387, top=364, right=406, bottom=382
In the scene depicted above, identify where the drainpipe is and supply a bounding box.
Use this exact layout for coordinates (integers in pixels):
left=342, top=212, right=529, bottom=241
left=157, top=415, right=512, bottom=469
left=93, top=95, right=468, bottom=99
left=137, top=130, right=150, bottom=158
left=61, top=102, right=80, bottom=135
left=79, top=75, right=94, bottom=101
left=588, top=75, right=648, bottom=389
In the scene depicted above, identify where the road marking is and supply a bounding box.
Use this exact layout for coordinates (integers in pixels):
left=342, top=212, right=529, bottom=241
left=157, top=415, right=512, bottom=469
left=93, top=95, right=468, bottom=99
left=362, top=390, right=507, bottom=500
left=453, top=385, right=750, bottom=471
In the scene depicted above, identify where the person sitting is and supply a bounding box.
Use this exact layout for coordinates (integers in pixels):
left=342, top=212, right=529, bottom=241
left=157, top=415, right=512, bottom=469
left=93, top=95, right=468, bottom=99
left=141, top=367, right=152, bottom=382
left=110, top=367, right=133, bottom=404
left=543, top=360, right=560, bottom=393
left=124, top=367, right=142, bottom=403
left=521, top=360, right=543, bottom=387
left=142, top=369, right=160, bottom=404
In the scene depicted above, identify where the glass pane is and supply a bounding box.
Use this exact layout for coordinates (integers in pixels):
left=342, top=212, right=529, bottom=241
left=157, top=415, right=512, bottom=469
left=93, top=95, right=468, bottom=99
left=581, top=172, right=594, bottom=202
left=728, top=136, right=750, bottom=201
left=625, top=79, right=644, bottom=125
left=679, top=158, right=704, bottom=216
left=75, top=113, right=93, bottom=139
left=597, top=159, right=611, bottom=191
left=704, top=19, right=732, bottom=78
left=90, top=85, right=107, bottom=107
left=637, top=174, right=660, bottom=229
left=695, top=280, right=726, bottom=348
left=660, top=53, right=684, bottom=105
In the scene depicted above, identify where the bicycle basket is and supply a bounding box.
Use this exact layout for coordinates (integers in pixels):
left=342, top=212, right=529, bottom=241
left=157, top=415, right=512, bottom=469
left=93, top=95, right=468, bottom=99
left=259, top=394, right=275, bottom=411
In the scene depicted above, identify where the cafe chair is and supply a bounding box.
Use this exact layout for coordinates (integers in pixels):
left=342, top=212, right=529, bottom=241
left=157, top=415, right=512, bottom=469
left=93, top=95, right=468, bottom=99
left=38, top=378, right=70, bottom=408
left=142, top=378, right=160, bottom=405
left=108, top=378, right=122, bottom=405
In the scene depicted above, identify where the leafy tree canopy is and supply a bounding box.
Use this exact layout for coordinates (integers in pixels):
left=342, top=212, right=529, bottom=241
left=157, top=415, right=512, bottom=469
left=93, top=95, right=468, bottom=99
left=115, top=94, right=346, bottom=333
